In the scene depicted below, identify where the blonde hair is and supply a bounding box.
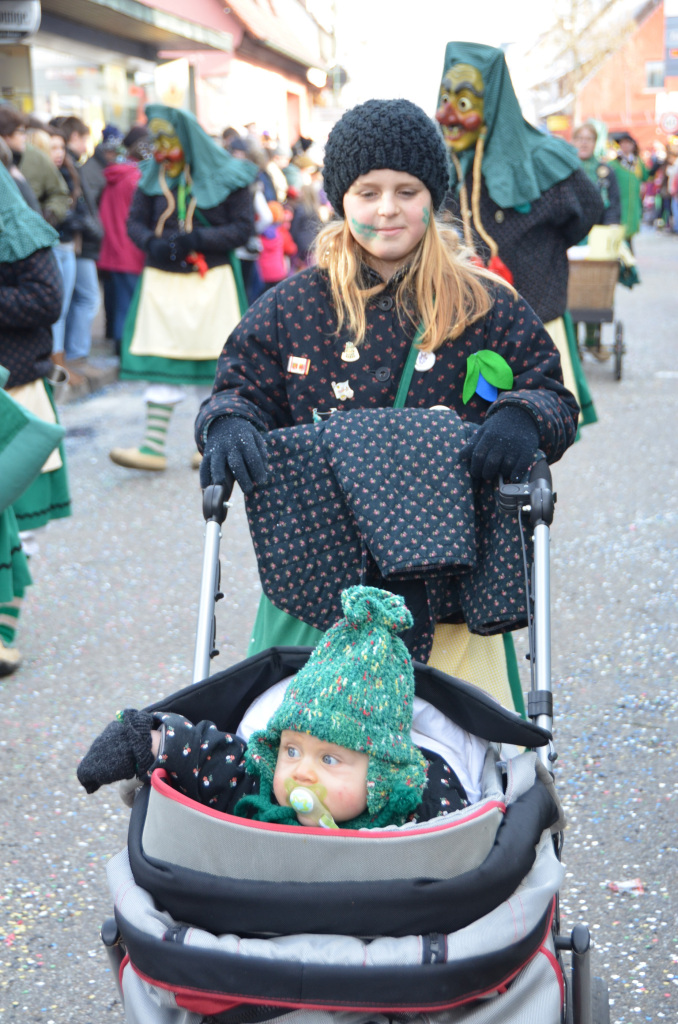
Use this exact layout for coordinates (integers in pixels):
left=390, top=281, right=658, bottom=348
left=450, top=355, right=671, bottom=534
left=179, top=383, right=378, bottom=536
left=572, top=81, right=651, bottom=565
left=313, top=214, right=513, bottom=352
left=26, top=127, right=52, bottom=156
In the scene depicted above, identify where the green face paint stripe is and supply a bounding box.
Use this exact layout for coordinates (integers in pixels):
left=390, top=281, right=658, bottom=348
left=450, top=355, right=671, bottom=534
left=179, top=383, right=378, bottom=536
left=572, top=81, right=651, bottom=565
left=423, top=208, right=430, bottom=226
left=351, top=218, right=378, bottom=239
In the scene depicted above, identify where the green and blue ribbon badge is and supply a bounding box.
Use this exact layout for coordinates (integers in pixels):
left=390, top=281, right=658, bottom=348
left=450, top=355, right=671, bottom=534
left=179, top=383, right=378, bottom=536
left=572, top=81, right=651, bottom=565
left=462, top=350, right=514, bottom=405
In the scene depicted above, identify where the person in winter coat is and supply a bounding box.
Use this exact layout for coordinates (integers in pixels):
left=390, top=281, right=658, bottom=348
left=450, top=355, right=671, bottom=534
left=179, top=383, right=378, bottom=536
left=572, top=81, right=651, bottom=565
left=572, top=122, right=622, bottom=362
left=80, top=123, right=126, bottom=342
left=22, top=116, right=71, bottom=227
left=49, top=116, right=103, bottom=376
left=97, top=140, right=145, bottom=350
left=77, top=587, right=475, bottom=826
left=572, top=123, right=621, bottom=227
left=287, top=184, right=323, bottom=268
left=436, top=42, right=604, bottom=427
left=0, top=135, right=39, bottom=211
left=195, top=99, right=579, bottom=710
left=608, top=133, right=649, bottom=249
left=0, top=105, right=40, bottom=211
left=257, top=200, right=297, bottom=290
left=0, top=163, right=70, bottom=674
left=108, top=105, right=258, bottom=472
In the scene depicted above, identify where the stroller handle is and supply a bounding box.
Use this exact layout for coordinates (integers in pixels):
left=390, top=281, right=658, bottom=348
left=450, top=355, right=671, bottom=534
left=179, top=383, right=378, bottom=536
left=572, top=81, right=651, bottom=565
left=499, top=458, right=556, bottom=768
left=193, top=485, right=231, bottom=684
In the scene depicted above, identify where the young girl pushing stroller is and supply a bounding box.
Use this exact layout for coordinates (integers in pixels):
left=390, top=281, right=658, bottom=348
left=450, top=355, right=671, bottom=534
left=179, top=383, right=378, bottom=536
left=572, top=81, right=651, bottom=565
left=194, top=98, right=579, bottom=704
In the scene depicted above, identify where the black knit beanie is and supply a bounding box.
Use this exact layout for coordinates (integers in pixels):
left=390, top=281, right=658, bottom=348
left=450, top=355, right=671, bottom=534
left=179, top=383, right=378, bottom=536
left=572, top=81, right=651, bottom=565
left=323, top=98, right=449, bottom=215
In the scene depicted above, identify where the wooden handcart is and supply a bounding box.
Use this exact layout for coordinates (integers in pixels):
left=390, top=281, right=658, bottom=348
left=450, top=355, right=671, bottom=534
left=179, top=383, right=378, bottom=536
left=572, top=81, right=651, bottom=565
left=567, top=258, right=624, bottom=381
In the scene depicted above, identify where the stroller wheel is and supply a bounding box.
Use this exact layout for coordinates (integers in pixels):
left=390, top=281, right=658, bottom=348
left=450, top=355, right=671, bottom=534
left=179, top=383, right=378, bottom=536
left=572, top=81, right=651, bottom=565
left=592, top=976, right=611, bottom=1024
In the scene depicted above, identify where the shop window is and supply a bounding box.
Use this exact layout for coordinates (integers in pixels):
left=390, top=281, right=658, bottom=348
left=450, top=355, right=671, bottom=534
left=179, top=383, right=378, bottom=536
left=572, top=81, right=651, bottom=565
left=645, top=61, right=665, bottom=89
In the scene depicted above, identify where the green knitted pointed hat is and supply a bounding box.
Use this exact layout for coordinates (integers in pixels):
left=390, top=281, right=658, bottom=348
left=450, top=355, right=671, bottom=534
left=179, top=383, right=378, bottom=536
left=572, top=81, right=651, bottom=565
left=244, top=586, right=428, bottom=828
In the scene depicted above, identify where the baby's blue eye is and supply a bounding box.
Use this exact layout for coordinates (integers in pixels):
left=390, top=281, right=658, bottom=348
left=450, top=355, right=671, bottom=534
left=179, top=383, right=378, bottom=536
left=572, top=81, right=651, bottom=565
left=286, top=746, right=300, bottom=759
left=322, top=754, right=339, bottom=766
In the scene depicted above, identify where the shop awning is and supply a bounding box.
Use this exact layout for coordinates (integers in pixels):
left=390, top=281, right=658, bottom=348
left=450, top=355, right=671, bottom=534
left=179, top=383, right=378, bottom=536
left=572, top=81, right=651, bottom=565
left=40, top=0, right=233, bottom=54
left=226, top=0, right=325, bottom=69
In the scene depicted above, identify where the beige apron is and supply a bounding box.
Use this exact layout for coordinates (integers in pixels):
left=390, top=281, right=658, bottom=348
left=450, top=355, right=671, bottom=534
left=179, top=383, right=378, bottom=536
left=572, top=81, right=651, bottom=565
left=130, top=265, right=241, bottom=360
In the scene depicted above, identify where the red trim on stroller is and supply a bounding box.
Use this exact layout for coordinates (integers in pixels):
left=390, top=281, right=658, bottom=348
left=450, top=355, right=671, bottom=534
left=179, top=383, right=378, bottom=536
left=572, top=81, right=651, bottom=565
left=539, top=941, right=565, bottom=1004
left=150, top=768, right=507, bottom=836
left=119, top=952, right=129, bottom=994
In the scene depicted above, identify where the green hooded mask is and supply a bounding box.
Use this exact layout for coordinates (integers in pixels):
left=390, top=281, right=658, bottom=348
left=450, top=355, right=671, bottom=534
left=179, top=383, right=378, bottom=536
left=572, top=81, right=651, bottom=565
left=0, top=164, right=58, bottom=264
left=138, top=104, right=258, bottom=208
left=439, top=42, right=581, bottom=210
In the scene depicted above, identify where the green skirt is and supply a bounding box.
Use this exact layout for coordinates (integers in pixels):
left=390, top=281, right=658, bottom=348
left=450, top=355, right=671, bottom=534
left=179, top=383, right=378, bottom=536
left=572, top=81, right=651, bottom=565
left=563, top=311, right=597, bottom=427
left=12, top=382, right=71, bottom=530
left=0, top=506, right=32, bottom=603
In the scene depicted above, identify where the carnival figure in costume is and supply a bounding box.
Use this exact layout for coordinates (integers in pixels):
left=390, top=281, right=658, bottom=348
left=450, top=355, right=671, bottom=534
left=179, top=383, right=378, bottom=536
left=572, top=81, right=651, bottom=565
left=436, top=42, right=604, bottom=427
left=0, top=163, right=69, bottom=674
left=608, top=132, right=649, bottom=251
left=572, top=122, right=624, bottom=362
left=109, top=105, right=258, bottom=472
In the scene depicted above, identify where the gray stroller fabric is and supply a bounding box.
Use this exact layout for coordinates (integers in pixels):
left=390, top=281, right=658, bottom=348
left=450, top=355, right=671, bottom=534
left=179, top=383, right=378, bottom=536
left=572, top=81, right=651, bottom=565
left=108, top=748, right=565, bottom=1024
left=109, top=829, right=561, bottom=967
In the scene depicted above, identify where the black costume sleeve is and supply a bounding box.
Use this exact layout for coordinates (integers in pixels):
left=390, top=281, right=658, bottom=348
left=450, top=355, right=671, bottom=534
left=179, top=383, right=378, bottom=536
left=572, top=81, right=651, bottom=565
left=152, top=711, right=252, bottom=813
left=126, top=187, right=156, bottom=254
left=554, top=169, right=605, bottom=248
left=479, top=287, right=580, bottom=463
left=192, top=186, right=255, bottom=254
left=0, top=248, right=63, bottom=329
left=601, top=166, right=622, bottom=226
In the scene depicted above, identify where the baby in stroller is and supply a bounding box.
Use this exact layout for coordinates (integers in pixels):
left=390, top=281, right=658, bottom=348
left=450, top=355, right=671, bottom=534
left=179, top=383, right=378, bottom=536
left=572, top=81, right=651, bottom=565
left=78, top=585, right=480, bottom=831
left=79, top=576, right=575, bottom=1024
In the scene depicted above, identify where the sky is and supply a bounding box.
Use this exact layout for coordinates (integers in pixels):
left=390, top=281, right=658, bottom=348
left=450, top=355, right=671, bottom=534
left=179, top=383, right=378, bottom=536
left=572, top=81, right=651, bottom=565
left=333, top=0, right=556, bottom=116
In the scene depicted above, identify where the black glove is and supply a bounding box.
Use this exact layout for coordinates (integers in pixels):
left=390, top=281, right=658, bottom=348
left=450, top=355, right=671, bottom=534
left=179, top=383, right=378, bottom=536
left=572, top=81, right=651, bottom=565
left=460, top=405, right=540, bottom=481
left=199, top=416, right=269, bottom=494
left=147, top=237, right=173, bottom=262
left=174, top=230, right=201, bottom=258
left=76, top=709, right=155, bottom=794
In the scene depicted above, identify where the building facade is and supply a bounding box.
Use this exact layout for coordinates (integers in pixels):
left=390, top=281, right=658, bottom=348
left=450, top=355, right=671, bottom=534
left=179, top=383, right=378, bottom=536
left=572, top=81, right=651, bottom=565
left=575, top=0, right=678, bottom=152
left=0, top=0, right=335, bottom=146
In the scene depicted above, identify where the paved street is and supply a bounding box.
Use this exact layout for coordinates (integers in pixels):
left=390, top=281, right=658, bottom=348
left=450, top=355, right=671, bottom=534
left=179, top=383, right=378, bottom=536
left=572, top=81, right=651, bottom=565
left=0, top=228, right=676, bottom=1023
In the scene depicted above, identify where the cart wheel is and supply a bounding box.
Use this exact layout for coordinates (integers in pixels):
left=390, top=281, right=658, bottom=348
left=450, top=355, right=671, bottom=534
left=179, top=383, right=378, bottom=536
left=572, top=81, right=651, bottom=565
left=613, top=322, right=623, bottom=381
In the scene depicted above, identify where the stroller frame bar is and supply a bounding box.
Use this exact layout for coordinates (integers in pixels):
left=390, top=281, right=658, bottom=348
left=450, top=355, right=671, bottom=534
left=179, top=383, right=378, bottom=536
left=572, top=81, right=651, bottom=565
left=193, top=485, right=230, bottom=684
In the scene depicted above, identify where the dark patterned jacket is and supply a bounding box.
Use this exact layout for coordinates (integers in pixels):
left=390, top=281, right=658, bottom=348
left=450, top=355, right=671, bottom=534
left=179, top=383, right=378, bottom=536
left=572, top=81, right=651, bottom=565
left=195, top=265, right=579, bottom=460
left=148, top=710, right=469, bottom=822
left=443, top=169, right=604, bottom=323
left=244, top=412, right=533, bottom=662
left=127, top=185, right=254, bottom=273
left=0, top=248, right=63, bottom=388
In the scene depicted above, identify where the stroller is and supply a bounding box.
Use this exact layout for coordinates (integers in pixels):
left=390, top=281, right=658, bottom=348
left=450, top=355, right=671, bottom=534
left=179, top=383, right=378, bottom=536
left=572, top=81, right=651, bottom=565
left=100, top=462, right=610, bottom=1024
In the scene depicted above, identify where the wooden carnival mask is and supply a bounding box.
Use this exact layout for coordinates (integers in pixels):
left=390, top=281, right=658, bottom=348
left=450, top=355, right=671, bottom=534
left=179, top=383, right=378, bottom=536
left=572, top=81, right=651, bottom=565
left=149, top=117, right=185, bottom=178
left=435, top=63, right=485, bottom=153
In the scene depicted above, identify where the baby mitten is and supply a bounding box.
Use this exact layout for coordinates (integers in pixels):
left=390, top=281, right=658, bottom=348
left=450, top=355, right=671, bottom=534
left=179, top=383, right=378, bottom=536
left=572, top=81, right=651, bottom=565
left=76, top=709, right=155, bottom=794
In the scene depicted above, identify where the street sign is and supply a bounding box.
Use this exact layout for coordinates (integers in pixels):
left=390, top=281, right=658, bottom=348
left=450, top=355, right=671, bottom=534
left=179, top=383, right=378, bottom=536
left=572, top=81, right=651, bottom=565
left=659, top=111, right=678, bottom=135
